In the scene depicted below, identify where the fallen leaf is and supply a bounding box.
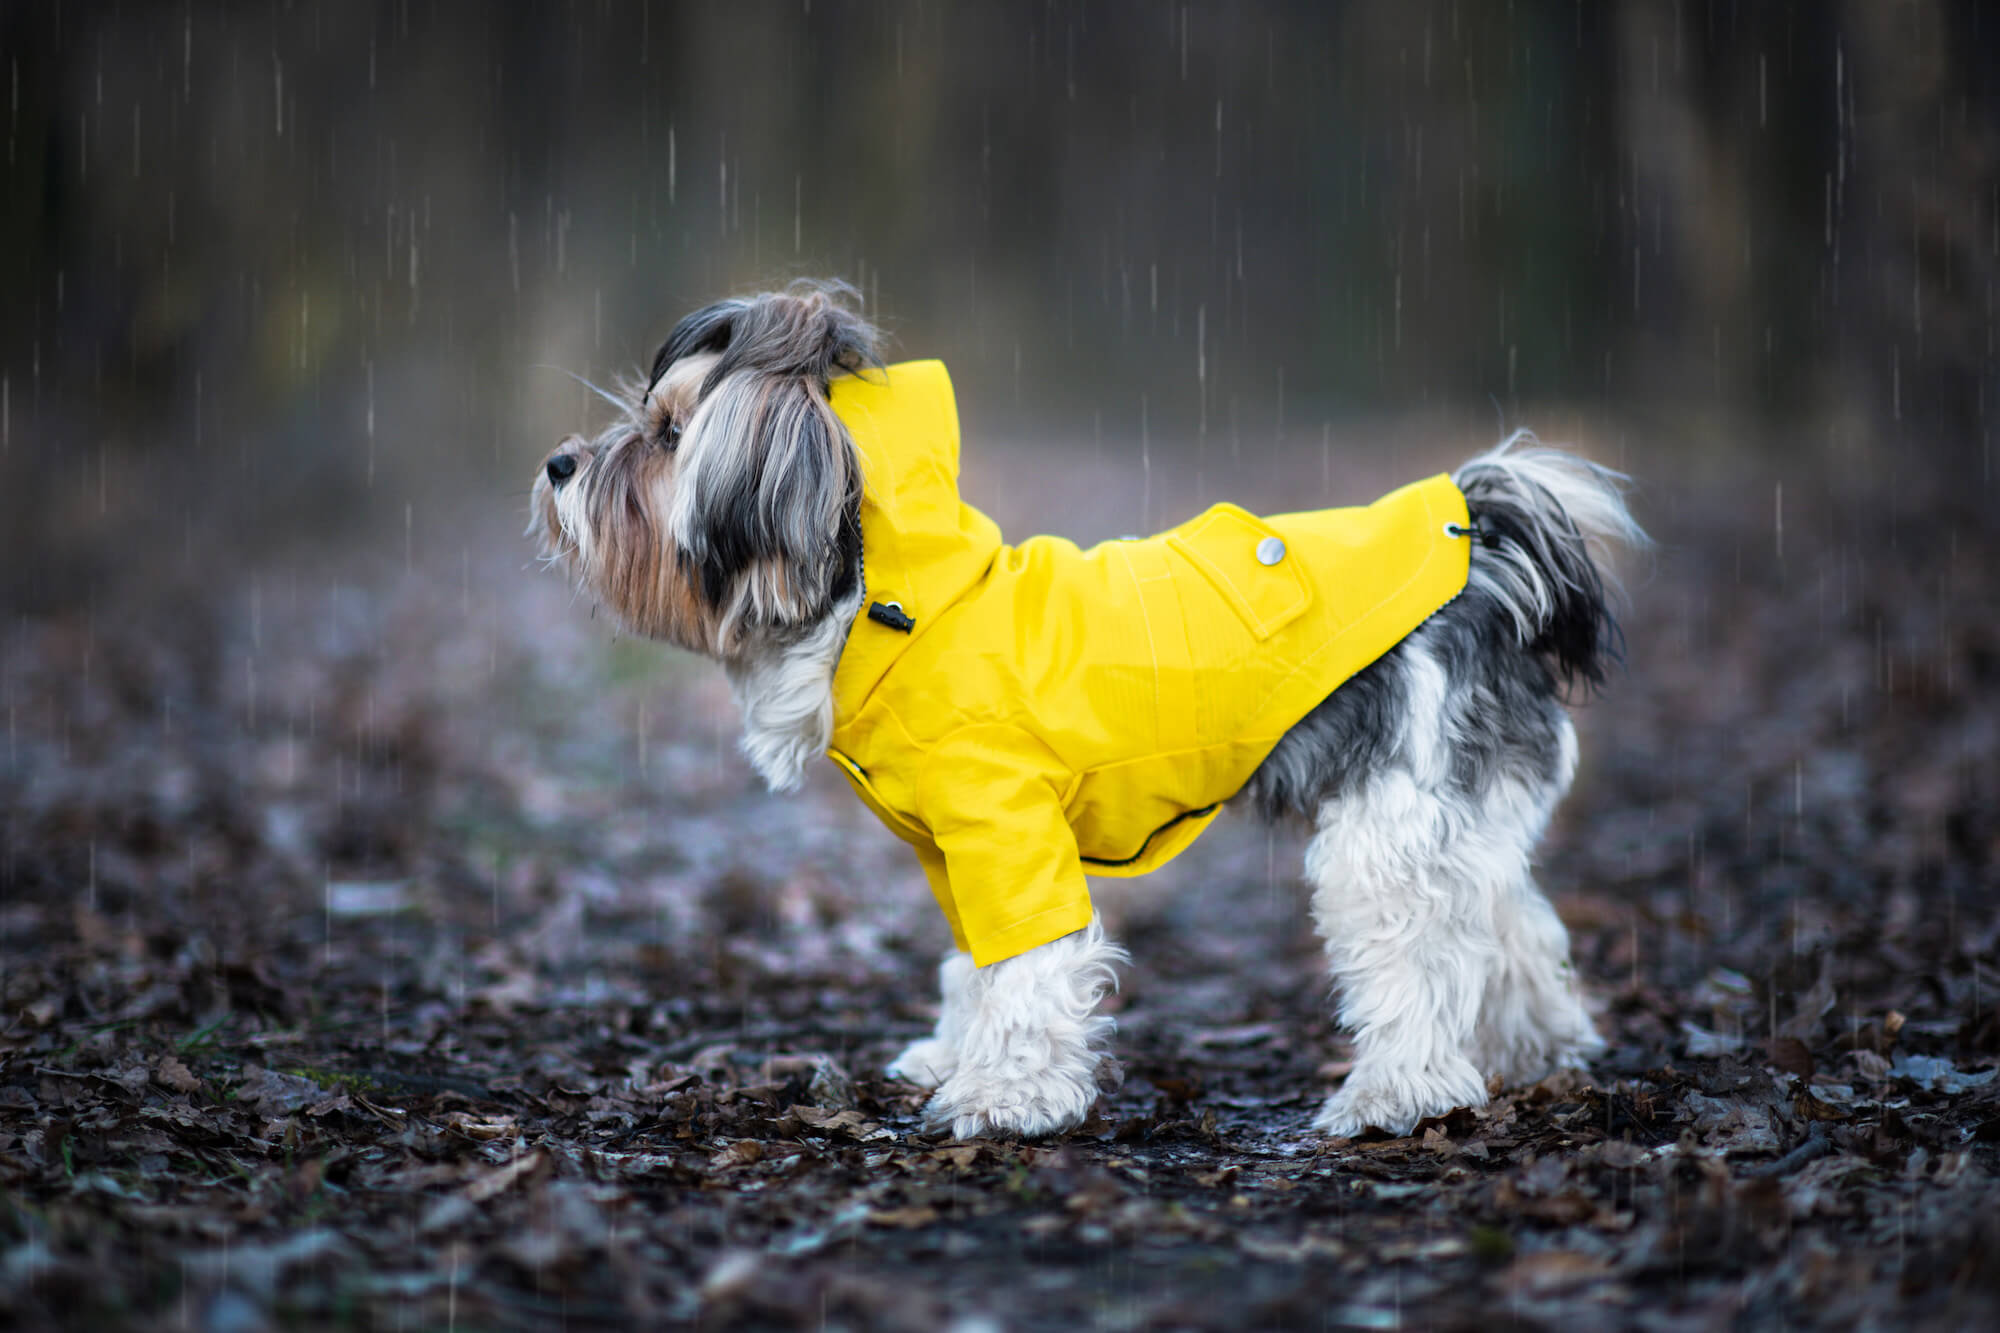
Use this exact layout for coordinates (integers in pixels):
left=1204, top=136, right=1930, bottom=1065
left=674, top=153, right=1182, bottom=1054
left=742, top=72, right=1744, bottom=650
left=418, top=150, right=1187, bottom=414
left=1848, top=1049, right=1892, bottom=1081
left=464, top=1150, right=547, bottom=1204
left=867, top=1206, right=940, bottom=1228
left=236, top=1066, right=322, bottom=1116
left=1888, top=1054, right=1997, bottom=1095
left=782, top=1105, right=880, bottom=1139
left=1681, top=1022, right=1746, bottom=1056
left=1493, top=1250, right=1611, bottom=1296
left=1766, top=1037, right=1815, bottom=1080
left=443, top=1111, right=517, bottom=1141
left=806, top=1058, right=856, bottom=1109
left=710, top=1139, right=766, bottom=1169
left=153, top=1055, right=199, bottom=1095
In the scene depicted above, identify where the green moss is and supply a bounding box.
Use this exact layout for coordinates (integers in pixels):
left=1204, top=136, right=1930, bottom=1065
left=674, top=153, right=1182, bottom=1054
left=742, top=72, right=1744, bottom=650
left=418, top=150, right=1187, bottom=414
left=278, top=1067, right=385, bottom=1096
left=1469, top=1224, right=1515, bottom=1263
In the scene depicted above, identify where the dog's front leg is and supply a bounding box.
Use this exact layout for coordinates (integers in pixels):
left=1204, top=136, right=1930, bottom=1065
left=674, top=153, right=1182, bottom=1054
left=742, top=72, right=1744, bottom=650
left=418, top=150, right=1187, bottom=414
left=886, top=950, right=973, bottom=1087
left=920, top=919, right=1127, bottom=1139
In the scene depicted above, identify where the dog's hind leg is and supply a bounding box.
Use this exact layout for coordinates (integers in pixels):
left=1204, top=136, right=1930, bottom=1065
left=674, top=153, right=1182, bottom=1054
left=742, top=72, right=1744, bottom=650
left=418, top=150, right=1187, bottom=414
left=1472, top=872, right=1604, bottom=1086
left=886, top=950, right=973, bottom=1088
left=1468, top=717, right=1603, bottom=1085
left=1306, top=774, right=1498, bottom=1138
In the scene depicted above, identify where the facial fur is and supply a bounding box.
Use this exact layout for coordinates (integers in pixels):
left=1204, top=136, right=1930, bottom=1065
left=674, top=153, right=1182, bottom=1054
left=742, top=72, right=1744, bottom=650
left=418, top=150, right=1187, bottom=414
left=530, top=280, right=880, bottom=659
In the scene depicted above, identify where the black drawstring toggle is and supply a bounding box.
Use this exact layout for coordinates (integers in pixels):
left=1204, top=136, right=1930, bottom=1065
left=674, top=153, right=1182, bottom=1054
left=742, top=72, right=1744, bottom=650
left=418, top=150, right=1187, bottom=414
left=1445, top=516, right=1503, bottom=549
left=868, top=601, right=916, bottom=632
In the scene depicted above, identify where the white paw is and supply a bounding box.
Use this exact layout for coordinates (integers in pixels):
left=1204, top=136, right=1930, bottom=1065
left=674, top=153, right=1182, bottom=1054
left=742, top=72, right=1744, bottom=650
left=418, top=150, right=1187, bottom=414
left=1473, top=1006, right=1606, bottom=1087
left=1312, top=1059, right=1488, bottom=1138
left=1557, top=1024, right=1608, bottom=1069
left=885, top=1038, right=958, bottom=1089
left=921, top=1062, right=1099, bottom=1140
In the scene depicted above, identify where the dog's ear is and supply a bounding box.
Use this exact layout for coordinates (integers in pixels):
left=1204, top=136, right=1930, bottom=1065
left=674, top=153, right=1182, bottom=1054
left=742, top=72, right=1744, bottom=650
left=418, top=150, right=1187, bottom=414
left=661, top=281, right=879, bottom=645
left=652, top=281, right=880, bottom=396
left=669, top=367, right=862, bottom=640
left=650, top=299, right=744, bottom=389
left=700, top=280, right=881, bottom=394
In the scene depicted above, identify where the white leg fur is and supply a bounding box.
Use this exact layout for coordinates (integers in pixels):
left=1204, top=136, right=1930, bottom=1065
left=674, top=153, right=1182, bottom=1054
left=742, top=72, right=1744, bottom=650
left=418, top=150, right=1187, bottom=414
left=1467, top=716, right=1604, bottom=1083
left=1306, top=772, right=1495, bottom=1137
left=919, top=918, right=1127, bottom=1139
left=1308, top=646, right=1594, bottom=1137
left=886, top=950, right=973, bottom=1088
left=1470, top=874, right=1605, bottom=1085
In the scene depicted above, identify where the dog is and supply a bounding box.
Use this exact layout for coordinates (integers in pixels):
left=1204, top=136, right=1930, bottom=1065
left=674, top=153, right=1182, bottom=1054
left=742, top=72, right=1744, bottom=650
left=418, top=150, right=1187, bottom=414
left=531, top=280, right=1644, bottom=1140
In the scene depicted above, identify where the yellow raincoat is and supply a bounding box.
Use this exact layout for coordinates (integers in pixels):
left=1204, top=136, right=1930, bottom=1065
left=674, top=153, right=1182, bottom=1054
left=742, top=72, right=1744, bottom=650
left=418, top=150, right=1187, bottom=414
left=825, top=361, right=1471, bottom=966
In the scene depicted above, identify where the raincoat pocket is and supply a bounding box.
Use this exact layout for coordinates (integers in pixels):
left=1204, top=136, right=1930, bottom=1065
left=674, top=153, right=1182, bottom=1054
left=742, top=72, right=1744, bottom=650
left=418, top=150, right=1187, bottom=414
left=826, top=749, right=933, bottom=845
left=1166, top=504, right=1312, bottom=640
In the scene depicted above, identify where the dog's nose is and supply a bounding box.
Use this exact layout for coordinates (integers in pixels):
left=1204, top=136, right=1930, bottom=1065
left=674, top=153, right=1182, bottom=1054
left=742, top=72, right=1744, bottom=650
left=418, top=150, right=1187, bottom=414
left=546, top=454, right=578, bottom=485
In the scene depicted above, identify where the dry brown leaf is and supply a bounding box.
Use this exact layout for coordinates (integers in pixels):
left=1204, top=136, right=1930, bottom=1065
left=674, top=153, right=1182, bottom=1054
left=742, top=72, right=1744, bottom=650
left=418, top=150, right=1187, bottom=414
left=463, top=1150, right=547, bottom=1204
left=444, top=1111, right=518, bottom=1141
left=710, top=1139, right=766, bottom=1170
left=153, top=1055, right=199, bottom=1095
left=1494, top=1250, right=1611, bottom=1296
left=783, top=1105, right=880, bottom=1139
left=1767, top=1036, right=1815, bottom=1080
left=1848, top=1049, right=1892, bottom=1081
left=1794, top=1090, right=1852, bottom=1123
left=236, top=1066, right=322, bottom=1116
left=867, top=1206, right=940, bottom=1228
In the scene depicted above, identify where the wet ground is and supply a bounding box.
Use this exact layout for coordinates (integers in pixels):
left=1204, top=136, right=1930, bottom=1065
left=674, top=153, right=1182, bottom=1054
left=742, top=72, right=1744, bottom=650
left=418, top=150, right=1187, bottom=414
left=2, top=435, right=1997, bottom=1330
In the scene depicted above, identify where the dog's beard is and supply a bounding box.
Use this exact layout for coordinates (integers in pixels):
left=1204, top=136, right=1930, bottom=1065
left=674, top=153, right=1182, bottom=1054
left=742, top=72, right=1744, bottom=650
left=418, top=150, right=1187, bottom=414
left=532, top=419, right=720, bottom=654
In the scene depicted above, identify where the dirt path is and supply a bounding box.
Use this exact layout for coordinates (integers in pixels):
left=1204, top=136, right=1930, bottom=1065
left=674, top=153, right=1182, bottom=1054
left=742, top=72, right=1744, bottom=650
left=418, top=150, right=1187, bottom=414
left=2, top=458, right=1996, bottom=1330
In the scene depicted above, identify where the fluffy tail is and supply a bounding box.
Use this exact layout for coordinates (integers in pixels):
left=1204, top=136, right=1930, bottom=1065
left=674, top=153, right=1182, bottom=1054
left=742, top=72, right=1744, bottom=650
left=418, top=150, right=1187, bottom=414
left=1452, top=431, right=1647, bottom=693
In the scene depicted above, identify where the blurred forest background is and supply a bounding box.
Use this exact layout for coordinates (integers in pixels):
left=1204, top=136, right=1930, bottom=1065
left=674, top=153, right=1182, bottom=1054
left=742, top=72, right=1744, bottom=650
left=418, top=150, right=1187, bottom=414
left=4, top=3, right=2000, bottom=1330
left=3, top=0, right=1993, bottom=587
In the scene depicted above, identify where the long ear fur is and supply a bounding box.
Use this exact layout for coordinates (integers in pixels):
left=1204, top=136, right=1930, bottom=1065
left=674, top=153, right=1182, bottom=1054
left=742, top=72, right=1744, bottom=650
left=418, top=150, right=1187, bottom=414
left=650, top=299, right=743, bottom=389
left=662, top=282, right=878, bottom=648
left=650, top=278, right=880, bottom=394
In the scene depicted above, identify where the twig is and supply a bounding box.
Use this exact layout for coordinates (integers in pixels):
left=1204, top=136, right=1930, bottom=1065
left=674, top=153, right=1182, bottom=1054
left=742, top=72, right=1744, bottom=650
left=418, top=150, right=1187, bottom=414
left=1741, top=1122, right=1833, bottom=1178
left=340, top=1068, right=510, bottom=1103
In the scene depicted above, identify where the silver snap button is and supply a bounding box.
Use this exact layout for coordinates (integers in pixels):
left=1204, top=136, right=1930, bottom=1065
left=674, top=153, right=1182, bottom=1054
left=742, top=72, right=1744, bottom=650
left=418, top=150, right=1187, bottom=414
left=1256, top=536, right=1287, bottom=566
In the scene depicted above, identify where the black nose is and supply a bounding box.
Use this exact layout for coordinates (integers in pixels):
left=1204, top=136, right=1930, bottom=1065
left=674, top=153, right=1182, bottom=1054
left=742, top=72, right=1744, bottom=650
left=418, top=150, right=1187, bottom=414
left=546, top=454, right=578, bottom=485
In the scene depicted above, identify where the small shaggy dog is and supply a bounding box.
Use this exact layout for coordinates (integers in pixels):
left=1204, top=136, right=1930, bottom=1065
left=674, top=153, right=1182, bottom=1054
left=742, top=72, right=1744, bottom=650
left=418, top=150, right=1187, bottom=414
left=531, top=281, right=1643, bottom=1140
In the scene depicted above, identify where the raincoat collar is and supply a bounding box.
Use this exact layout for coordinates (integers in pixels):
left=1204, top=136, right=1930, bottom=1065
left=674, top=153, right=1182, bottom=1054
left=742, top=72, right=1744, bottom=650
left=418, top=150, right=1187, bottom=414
left=827, top=361, right=1002, bottom=728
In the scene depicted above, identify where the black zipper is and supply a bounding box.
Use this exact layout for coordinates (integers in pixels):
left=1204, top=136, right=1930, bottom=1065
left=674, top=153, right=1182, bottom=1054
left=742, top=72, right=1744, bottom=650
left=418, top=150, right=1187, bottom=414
left=1079, top=804, right=1220, bottom=868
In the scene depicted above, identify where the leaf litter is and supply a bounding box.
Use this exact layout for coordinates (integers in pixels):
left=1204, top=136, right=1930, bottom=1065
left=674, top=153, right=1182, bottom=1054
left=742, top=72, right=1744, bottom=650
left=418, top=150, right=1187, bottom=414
left=1, top=469, right=1997, bottom=1330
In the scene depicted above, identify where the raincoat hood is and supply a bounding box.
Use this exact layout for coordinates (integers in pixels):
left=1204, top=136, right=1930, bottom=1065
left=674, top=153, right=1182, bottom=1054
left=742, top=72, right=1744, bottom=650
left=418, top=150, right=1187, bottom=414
left=823, top=361, right=1002, bottom=728
left=825, top=362, right=1471, bottom=967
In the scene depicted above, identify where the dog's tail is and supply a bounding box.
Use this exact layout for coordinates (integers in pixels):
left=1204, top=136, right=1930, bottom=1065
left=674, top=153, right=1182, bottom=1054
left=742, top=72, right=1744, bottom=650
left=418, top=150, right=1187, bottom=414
left=1451, top=431, right=1647, bottom=693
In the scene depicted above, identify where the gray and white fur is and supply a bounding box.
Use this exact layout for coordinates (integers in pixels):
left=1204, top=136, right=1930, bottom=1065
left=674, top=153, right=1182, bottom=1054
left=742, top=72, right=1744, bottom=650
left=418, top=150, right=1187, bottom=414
left=531, top=284, right=1645, bottom=1140
left=1240, top=437, right=1643, bottom=1135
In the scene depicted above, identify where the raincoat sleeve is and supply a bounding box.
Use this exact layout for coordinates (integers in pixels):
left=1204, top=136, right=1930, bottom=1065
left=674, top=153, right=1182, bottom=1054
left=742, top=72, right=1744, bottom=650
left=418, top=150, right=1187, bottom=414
left=910, top=842, right=970, bottom=957
left=913, top=724, right=1094, bottom=968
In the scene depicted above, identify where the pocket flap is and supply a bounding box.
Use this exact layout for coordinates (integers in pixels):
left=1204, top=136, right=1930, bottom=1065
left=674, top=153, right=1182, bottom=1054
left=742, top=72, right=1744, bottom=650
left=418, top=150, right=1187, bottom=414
left=1166, top=505, right=1311, bottom=639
